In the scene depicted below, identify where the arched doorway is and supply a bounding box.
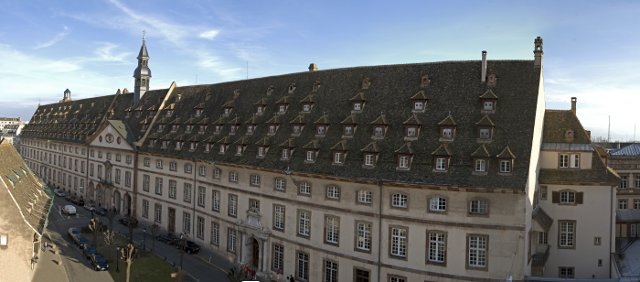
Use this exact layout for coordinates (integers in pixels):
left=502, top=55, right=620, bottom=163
left=123, top=193, right=132, bottom=216
left=113, top=190, right=121, bottom=214
left=251, top=238, right=259, bottom=269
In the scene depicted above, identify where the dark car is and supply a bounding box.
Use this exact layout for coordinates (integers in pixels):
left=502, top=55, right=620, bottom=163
left=178, top=240, right=201, bottom=254
left=118, top=217, right=138, bottom=228
left=83, top=245, right=97, bottom=259
left=76, top=236, right=90, bottom=249
left=156, top=233, right=178, bottom=245
left=77, top=198, right=85, bottom=206
left=95, top=207, right=107, bottom=216
left=90, top=253, right=109, bottom=271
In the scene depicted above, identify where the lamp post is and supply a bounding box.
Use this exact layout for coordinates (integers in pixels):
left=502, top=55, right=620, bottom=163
left=116, top=246, right=120, bottom=273
left=143, top=228, right=146, bottom=250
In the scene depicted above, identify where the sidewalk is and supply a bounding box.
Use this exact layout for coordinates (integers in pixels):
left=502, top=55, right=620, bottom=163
left=32, top=237, right=69, bottom=282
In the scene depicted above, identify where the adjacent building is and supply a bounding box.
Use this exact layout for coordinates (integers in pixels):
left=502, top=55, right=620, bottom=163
left=607, top=144, right=640, bottom=239
left=18, top=37, right=618, bottom=281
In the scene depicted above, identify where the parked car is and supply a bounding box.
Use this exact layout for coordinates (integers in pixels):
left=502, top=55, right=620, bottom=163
left=156, top=233, right=178, bottom=245
left=118, top=217, right=138, bottom=228
left=83, top=245, right=96, bottom=259
left=62, top=205, right=76, bottom=215
left=90, top=253, right=109, bottom=271
left=177, top=240, right=201, bottom=254
left=75, top=235, right=89, bottom=249
left=54, top=189, right=66, bottom=197
left=95, top=207, right=107, bottom=216
left=67, top=227, right=80, bottom=240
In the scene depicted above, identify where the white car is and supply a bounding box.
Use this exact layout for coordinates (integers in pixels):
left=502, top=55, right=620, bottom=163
left=62, top=205, right=76, bottom=215
left=83, top=203, right=96, bottom=212
left=54, top=189, right=66, bottom=197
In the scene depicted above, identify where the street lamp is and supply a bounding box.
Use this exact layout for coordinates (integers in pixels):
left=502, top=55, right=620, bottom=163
left=143, top=228, right=146, bottom=250
left=116, top=246, right=120, bottom=273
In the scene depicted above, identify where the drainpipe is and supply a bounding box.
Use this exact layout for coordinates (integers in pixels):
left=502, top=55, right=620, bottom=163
left=377, top=180, right=383, bottom=282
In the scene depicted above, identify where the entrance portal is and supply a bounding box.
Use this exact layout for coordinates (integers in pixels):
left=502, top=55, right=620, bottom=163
left=252, top=238, right=259, bottom=268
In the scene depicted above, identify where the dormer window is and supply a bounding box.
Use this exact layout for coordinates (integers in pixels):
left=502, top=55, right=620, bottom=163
left=195, top=109, right=203, bottom=117
left=246, top=125, right=255, bottom=135
left=483, top=101, right=495, bottom=111
left=186, top=125, right=193, bottom=133
left=198, top=125, right=207, bottom=134
left=162, top=141, right=168, bottom=149
left=305, top=150, right=316, bottom=163
left=373, top=126, right=385, bottom=139
left=353, top=102, right=362, bottom=112
left=171, top=125, right=179, bottom=133
left=278, top=104, right=287, bottom=114
left=157, top=124, right=165, bottom=132
left=405, top=126, right=418, bottom=139
left=229, top=125, right=237, bottom=135
left=497, top=146, right=516, bottom=174
left=316, top=125, right=327, bottom=136
left=219, top=144, right=227, bottom=154
left=397, top=155, right=411, bottom=170
left=167, top=110, right=174, bottom=117
left=189, top=142, right=197, bottom=152
left=442, top=128, right=453, bottom=139
left=268, top=125, right=277, bottom=135
left=499, top=159, right=512, bottom=173
left=414, top=101, right=424, bottom=111
left=281, top=148, right=290, bottom=160
left=333, top=152, right=345, bottom=165
left=205, top=143, right=211, bottom=153
left=175, top=141, right=183, bottom=150
left=256, top=106, right=265, bottom=115
left=343, top=125, right=354, bottom=137
left=257, top=146, right=266, bottom=158
left=292, top=125, right=302, bottom=136
left=235, top=145, right=244, bottom=156
left=364, top=153, right=376, bottom=167
left=434, top=157, right=449, bottom=171
left=223, top=107, right=232, bottom=117
left=479, top=90, right=498, bottom=114
left=141, top=124, right=148, bottom=132
left=475, top=159, right=487, bottom=172
left=479, top=128, right=492, bottom=140
left=302, top=104, right=311, bottom=113
left=214, top=125, right=223, bottom=135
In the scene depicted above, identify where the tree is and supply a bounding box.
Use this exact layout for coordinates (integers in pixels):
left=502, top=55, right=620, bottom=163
left=121, top=243, right=136, bottom=282
left=149, top=223, right=159, bottom=252
left=89, top=217, right=99, bottom=248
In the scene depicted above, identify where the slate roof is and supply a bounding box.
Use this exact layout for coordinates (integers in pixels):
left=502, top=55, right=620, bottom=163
left=539, top=110, right=619, bottom=185
left=24, top=60, right=543, bottom=189
left=610, top=143, right=640, bottom=156
left=0, top=143, right=51, bottom=236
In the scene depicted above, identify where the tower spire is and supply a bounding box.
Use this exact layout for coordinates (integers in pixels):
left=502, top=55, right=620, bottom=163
left=133, top=31, right=151, bottom=106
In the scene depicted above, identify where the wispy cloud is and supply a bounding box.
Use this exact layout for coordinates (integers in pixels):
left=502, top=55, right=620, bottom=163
left=199, top=29, right=220, bottom=40
left=33, top=26, right=69, bottom=49
left=93, top=42, right=131, bottom=63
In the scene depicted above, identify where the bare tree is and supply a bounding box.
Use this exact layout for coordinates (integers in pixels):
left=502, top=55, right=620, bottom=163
left=149, top=223, right=159, bottom=252
left=121, top=243, right=136, bottom=282
left=89, top=218, right=99, bottom=248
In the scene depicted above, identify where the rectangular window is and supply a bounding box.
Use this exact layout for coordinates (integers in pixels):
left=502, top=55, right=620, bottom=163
left=429, top=196, right=447, bottom=212
left=621, top=176, right=628, bottom=188
left=168, top=180, right=177, bottom=199
left=559, top=220, right=576, bottom=248
left=228, top=194, right=238, bottom=217
left=197, top=186, right=206, bottom=207
left=296, top=251, right=309, bottom=281
left=475, top=159, right=486, bottom=172
left=211, top=222, right=219, bottom=246
left=154, top=204, right=162, bottom=223
left=635, top=176, right=640, bottom=188
left=306, top=150, right=315, bottom=162
left=499, top=159, right=512, bottom=173
left=398, top=155, right=409, bottom=169
left=196, top=216, right=204, bottom=240
left=469, top=199, right=489, bottom=215
left=114, top=168, right=121, bottom=184
left=594, top=236, right=601, bottom=245
left=391, top=193, right=408, bottom=208
left=212, top=190, right=220, bottom=212
left=357, top=190, right=372, bottom=205
left=142, top=199, right=149, bottom=218
left=156, top=159, right=163, bottom=169
left=435, top=157, right=447, bottom=171
left=467, top=234, right=488, bottom=268
left=275, top=178, right=286, bottom=192
left=325, top=215, right=340, bottom=245
left=390, top=227, right=407, bottom=258
left=143, top=174, right=150, bottom=192
left=619, top=199, right=628, bottom=209
left=184, top=164, right=193, bottom=174
left=182, top=212, right=191, bottom=233
left=155, top=177, right=163, bottom=195
left=297, top=210, right=311, bottom=238
left=273, top=204, right=285, bottom=231
left=560, top=191, right=576, bottom=204
left=559, top=267, right=575, bottom=278
left=364, top=154, right=374, bottom=167
left=299, top=182, right=311, bottom=195
left=389, top=275, right=406, bottom=282
left=250, top=174, right=261, bottom=187
left=249, top=198, right=260, bottom=211
left=227, top=228, right=237, bottom=253
left=635, top=199, right=640, bottom=209
left=354, top=268, right=370, bottom=282
left=559, top=154, right=569, bottom=168
left=213, top=168, right=221, bottom=179
left=272, top=243, right=284, bottom=272
left=125, top=171, right=131, bottom=187
left=183, top=183, right=192, bottom=203
left=356, top=221, right=371, bottom=252
left=324, top=260, right=338, bottom=282
left=199, top=165, right=206, bottom=177
left=229, top=171, right=238, bottom=183
left=479, top=128, right=491, bottom=139
left=427, top=231, right=446, bottom=264
left=144, top=157, right=150, bottom=167
left=170, top=161, right=177, bottom=171
left=326, top=185, right=340, bottom=200
left=538, top=231, right=548, bottom=244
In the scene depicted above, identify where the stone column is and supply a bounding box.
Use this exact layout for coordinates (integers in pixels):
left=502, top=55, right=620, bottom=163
left=239, top=232, right=245, bottom=264
left=261, top=238, right=268, bottom=272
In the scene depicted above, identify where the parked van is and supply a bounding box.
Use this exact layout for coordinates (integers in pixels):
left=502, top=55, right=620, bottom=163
left=63, top=205, right=77, bottom=215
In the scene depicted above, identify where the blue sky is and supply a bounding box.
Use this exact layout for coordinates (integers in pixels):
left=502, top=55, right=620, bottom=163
left=1, top=0, right=640, bottom=141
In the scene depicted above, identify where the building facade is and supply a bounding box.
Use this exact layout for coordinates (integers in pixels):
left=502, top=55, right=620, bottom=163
left=19, top=37, right=618, bottom=281
left=607, top=144, right=640, bottom=239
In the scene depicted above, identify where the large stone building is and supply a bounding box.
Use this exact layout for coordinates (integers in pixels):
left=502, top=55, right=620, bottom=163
left=19, top=37, right=619, bottom=281
left=607, top=144, right=640, bottom=239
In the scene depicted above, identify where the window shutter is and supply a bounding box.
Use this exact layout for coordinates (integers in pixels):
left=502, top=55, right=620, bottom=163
left=576, top=192, right=584, bottom=204
left=552, top=191, right=559, bottom=203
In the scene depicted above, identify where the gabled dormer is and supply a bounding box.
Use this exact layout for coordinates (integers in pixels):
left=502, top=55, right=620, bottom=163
left=266, top=114, right=280, bottom=136
left=213, top=116, right=225, bottom=135
left=431, top=144, right=452, bottom=172
left=402, top=114, right=421, bottom=141
left=217, top=136, right=231, bottom=155
left=496, top=146, right=516, bottom=174
left=227, top=116, right=240, bottom=136
left=330, top=140, right=348, bottom=165
left=350, top=92, right=366, bottom=113
left=165, top=103, right=175, bottom=118
left=290, top=114, right=305, bottom=137
left=314, top=114, right=330, bottom=137
left=254, top=98, right=268, bottom=116
left=255, top=137, right=270, bottom=159
left=275, top=96, right=290, bottom=115
left=476, top=115, right=495, bottom=143
left=188, top=136, right=199, bottom=152
left=300, top=94, right=315, bottom=113
left=222, top=100, right=234, bottom=117
left=361, top=141, right=380, bottom=168
left=279, top=138, right=295, bottom=161
left=395, top=142, right=413, bottom=170
left=194, top=102, right=205, bottom=117
left=471, top=145, right=491, bottom=175
left=287, top=83, right=296, bottom=94
left=303, top=139, right=320, bottom=163
left=245, top=115, right=258, bottom=135
left=438, top=114, right=457, bottom=142
left=410, top=90, right=428, bottom=113
left=341, top=114, right=357, bottom=138
left=479, top=89, right=498, bottom=114
left=370, top=113, right=388, bottom=140
left=234, top=136, right=249, bottom=156
left=174, top=134, right=186, bottom=151
left=197, top=117, right=209, bottom=135
left=170, top=117, right=181, bottom=133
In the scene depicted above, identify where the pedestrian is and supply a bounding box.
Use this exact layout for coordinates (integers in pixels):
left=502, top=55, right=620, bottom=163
left=289, top=275, right=295, bottom=282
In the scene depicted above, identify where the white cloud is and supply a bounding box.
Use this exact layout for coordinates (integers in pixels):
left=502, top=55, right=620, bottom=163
left=94, top=42, right=131, bottom=63
left=199, top=29, right=220, bottom=40
left=34, top=26, right=69, bottom=50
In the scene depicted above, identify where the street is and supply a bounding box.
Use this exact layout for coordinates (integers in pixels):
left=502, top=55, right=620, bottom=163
left=35, top=196, right=235, bottom=282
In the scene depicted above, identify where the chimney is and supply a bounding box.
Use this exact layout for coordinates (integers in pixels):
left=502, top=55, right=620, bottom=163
left=308, top=63, right=318, bottom=72
left=534, top=36, right=543, bottom=68
left=481, top=51, right=487, bottom=82
left=571, top=97, right=577, bottom=114
left=586, top=130, right=591, bottom=139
